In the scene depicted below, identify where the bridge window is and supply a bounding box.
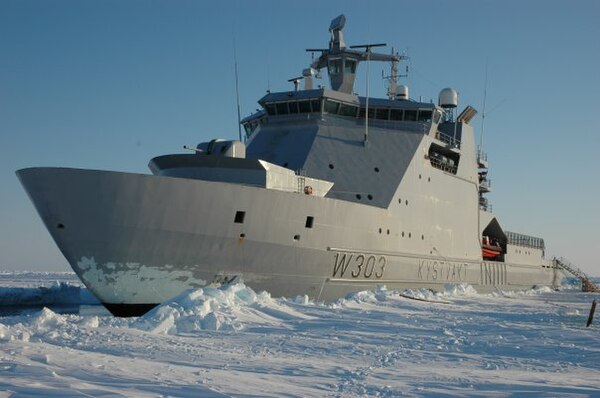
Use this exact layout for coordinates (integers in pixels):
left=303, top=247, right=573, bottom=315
left=390, top=109, right=403, bottom=120
left=404, top=110, right=417, bottom=121
left=358, top=107, right=375, bottom=118
left=276, top=102, right=288, bottom=115
left=288, top=102, right=299, bottom=114
left=324, top=99, right=340, bottom=114
left=298, top=100, right=311, bottom=113
left=339, top=103, right=358, bottom=117
left=376, top=108, right=389, bottom=120
left=265, top=104, right=276, bottom=115
left=311, top=99, right=322, bottom=112
left=418, top=110, right=432, bottom=122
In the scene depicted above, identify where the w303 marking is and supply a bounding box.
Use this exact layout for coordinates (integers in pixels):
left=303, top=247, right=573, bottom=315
left=332, top=252, right=386, bottom=279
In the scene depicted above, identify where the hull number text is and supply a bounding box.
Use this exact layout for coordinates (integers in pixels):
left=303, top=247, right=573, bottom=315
left=332, top=253, right=386, bottom=279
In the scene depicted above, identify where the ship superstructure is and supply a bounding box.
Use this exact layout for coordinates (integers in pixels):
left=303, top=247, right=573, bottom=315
left=17, top=15, right=562, bottom=316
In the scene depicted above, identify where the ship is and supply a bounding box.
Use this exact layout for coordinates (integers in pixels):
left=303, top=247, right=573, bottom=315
left=17, top=15, right=563, bottom=316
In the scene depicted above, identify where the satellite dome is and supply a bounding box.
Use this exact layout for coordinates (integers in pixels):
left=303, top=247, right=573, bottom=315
left=438, top=88, right=458, bottom=108
left=396, top=85, right=409, bottom=100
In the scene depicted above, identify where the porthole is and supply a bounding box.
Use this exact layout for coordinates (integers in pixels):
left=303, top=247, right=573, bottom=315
left=405, top=200, right=408, bottom=206
left=402, top=232, right=405, bottom=237
left=329, top=164, right=334, bottom=169
left=387, top=229, right=390, bottom=235
left=409, top=233, right=412, bottom=238
left=419, top=174, right=422, bottom=179
left=367, top=194, right=373, bottom=200
left=356, top=194, right=362, bottom=200
left=374, top=167, right=380, bottom=173
left=421, top=234, right=424, bottom=240
left=428, top=177, right=431, bottom=182
left=239, top=233, right=246, bottom=238
left=56, top=223, right=65, bottom=229
left=293, top=234, right=300, bottom=241
left=398, top=198, right=402, bottom=204
left=379, top=228, right=382, bottom=234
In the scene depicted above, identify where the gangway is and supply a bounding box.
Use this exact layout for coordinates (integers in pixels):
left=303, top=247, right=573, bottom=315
left=553, top=257, right=600, bottom=292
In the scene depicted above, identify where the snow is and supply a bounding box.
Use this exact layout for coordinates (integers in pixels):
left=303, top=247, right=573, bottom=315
left=0, top=273, right=599, bottom=397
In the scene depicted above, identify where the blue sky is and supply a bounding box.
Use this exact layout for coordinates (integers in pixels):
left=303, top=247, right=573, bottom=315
left=1, top=0, right=599, bottom=275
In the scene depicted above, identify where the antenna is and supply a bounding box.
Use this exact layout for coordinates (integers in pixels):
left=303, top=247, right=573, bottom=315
left=233, top=38, right=243, bottom=142
left=382, top=48, right=409, bottom=100
left=350, top=43, right=386, bottom=146
left=479, top=60, right=488, bottom=151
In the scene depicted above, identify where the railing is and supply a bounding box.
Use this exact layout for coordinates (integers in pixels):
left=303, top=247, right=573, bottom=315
left=479, top=198, right=493, bottom=212
left=554, top=257, right=600, bottom=292
left=479, top=178, right=492, bottom=190
left=435, top=130, right=461, bottom=149
left=505, top=231, right=545, bottom=249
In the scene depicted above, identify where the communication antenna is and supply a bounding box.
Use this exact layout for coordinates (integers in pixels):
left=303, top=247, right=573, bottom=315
left=479, top=60, right=488, bottom=151
left=233, top=38, right=243, bottom=142
left=382, top=48, right=409, bottom=100
left=350, top=43, right=386, bottom=146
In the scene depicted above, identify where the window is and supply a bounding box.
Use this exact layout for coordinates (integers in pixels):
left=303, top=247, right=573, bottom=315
left=344, top=59, right=357, bottom=73
left=276, top=102, right=288, bottom=115
left=328, top=59, right=342, bottom=74
left=298, top=101, right=311, bottom=113
left=311, top=99, right=321, bottom=112
left=390, top=109, right=403, bottom=120
left=404, top=110, right=417, bottom=121
left=265, top=104, right=276, bottom=115
left=288, top=102, right=299, bottom=114
left=234, top=211, right=246, bottom=224
left=418, top=110, right=433, bottom=122
left=339, top=104, right=358, bottom=117
left=324, top=100, right=340, bottom=114
left=376, top=108, right=389, bottom=120
left=359, top=107, right=375, bottom=119
left=305, top=216, right=314, bottom=229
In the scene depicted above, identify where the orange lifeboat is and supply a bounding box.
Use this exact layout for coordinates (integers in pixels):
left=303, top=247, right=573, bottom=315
left=482, top=236, right=502, bottom=259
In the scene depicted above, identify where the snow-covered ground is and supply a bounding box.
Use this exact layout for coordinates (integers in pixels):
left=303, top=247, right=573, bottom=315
left=0, top=273, right=599, bottom=397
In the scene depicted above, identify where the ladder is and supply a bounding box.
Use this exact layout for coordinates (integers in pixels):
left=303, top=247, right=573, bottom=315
left=553, top=257, right=600, bottom=293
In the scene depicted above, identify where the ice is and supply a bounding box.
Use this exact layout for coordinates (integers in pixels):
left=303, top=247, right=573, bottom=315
left=0, top=272, right=99, bottom=307
left=0, top=282, right=99, bottom=307
left=134, top=282, right=314, bottom=334
left=1, top=272, right=599, bottom=397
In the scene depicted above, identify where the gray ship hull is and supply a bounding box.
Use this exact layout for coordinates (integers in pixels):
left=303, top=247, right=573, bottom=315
left=17, top=167, right=560, bottom=316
